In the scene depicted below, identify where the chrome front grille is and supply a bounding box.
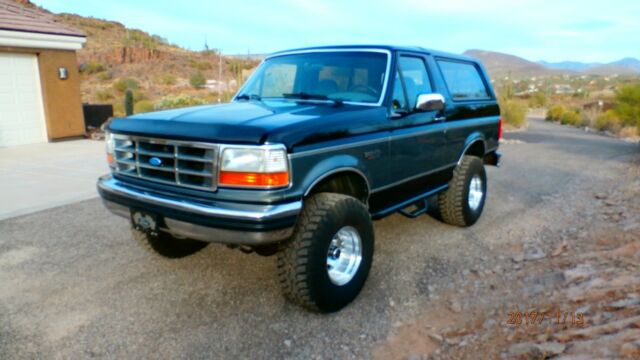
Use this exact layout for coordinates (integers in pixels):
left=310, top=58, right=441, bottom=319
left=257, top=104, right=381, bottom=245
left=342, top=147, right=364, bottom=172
left=112, top=135, right=219, bottom=191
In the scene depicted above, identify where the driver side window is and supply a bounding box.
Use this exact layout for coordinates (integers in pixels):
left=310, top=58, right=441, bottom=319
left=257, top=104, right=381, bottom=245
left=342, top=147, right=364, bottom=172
left=398, top=56, right=432, bottom=109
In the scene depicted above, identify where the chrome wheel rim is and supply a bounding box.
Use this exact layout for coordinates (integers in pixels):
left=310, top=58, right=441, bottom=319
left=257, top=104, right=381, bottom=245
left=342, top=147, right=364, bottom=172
left=468, top=175, right=484, bottom=211
left=326, top=226, right=362, bottom=286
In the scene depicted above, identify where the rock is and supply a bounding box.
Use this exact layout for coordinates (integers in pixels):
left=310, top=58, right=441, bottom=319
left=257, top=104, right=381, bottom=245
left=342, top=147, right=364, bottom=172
left=563, top=264, right=594, bottom=284
left=523, top=247, right=546, bottom=261
left=507, top=342, right=566, bottom=359
left=284, top=339, right=292, bottom=347
left=611, top=241, right=640, bottom=257
left=620, top=340, right=640, bottom=358
left=608, top=297, right=640, bottom=309
left=428, top=332, right=443, bottom=343
left=462, top=269, right=471, bottom=276
left=449, top=300, right=462, bottom=313
left=551, top=242, right=568, bottom=257
left=512, top=253, right=525, bottom=263
left=483, top=319, right=497, bottom=330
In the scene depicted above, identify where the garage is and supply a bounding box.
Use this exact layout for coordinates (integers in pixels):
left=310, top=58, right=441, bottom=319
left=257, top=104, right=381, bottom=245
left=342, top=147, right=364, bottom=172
left=0, top=52, right=46, bottom=146
left=0, top=0, right=86, bottom=147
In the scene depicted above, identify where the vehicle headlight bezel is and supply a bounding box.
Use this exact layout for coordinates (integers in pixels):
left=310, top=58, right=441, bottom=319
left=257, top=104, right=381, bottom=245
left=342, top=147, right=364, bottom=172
left=218, top=144, right=290, bottom=189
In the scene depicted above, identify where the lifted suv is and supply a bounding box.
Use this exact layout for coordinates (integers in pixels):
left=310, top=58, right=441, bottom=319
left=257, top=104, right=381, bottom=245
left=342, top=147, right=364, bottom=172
left=98, top=45, right=501, bottom=312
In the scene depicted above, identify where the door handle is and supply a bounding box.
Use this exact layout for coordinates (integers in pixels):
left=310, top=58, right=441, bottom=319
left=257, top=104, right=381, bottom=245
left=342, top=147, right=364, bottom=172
left=434, top=116, right=446, bottom=122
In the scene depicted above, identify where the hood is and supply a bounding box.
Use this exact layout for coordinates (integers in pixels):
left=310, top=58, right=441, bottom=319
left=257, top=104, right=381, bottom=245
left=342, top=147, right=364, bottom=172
left=107, top=100, right=388, bottom=148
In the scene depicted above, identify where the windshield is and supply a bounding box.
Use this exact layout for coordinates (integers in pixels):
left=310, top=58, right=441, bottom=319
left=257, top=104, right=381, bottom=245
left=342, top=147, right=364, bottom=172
left=237, top=51, right=389, bottom=104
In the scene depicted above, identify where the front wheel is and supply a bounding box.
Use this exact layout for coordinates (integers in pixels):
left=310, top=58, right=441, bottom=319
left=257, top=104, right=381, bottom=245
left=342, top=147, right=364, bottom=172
left=277, top=193, right=374, bottom=312
left=437, top=155, right=487, bottom=227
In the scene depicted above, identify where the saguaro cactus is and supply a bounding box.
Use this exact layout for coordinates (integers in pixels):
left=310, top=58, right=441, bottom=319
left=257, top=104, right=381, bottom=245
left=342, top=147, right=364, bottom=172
left=124, top=89, right=134, bottom=116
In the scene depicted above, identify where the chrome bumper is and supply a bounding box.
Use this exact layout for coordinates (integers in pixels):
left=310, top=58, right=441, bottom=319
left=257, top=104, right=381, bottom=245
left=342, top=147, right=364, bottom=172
left=97, top=175, right=301, bottom=245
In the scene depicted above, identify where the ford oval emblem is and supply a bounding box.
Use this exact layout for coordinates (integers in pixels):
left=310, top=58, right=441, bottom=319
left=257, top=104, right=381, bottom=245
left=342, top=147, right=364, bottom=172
left=148, top=157, right=163, bottom=167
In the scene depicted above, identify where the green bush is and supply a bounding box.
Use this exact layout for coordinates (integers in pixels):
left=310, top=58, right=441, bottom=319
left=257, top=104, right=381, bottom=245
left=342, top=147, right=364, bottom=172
left=546, top=105, right=565, bottom=122
left=134, top=100, right=155, bottom=113
left=97, top=71, right=113, bottom=81
left=528, top=91, right=547, bottom=108
left=80, top=61, right=106, bottom=74
left=189, top=72, right=206, bottom=89
left=560, top=111, right=580, bottom=126
left=613, top=83, right=640, bottom=129
left=596, top=110, right=623, bottom=132
left=113, top=78, right=139, bottom=93
left=95, top=90, right=113, bottom=102
left=157, top=94, right=207, bottom=110
left=157, top=74, right=176, bottom=86
left=500, top=99, right=527, bottom=128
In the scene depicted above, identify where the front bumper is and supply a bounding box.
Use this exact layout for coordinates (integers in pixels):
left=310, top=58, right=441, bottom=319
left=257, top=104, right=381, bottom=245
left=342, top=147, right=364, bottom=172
left=97, top=175, right=301, bottom=245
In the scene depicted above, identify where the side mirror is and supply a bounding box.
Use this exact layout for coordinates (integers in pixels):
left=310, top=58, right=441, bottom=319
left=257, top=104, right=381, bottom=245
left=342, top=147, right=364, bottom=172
left=416, top=93, right=445, bottom=112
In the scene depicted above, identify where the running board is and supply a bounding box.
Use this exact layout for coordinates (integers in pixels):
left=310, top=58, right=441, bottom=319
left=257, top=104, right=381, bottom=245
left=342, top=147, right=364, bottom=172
left=371, top=184, right=449, bottom=220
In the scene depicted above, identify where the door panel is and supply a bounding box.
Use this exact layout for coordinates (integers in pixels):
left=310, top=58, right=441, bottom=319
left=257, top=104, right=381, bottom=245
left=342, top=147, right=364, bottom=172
left=387, top=54, right=448, bottom=190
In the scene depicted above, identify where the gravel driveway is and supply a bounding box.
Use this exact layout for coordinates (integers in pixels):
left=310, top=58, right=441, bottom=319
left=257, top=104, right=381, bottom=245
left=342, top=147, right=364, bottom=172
left=0, top=118, right=638, bottom=359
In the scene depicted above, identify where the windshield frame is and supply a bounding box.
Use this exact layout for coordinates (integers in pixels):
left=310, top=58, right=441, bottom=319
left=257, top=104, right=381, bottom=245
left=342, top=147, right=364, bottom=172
left=233, top=48, right=392, bottom=107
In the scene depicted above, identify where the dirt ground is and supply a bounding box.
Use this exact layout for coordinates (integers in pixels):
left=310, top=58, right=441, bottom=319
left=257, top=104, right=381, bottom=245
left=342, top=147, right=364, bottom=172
left=373, top=141, right=640, bottom=360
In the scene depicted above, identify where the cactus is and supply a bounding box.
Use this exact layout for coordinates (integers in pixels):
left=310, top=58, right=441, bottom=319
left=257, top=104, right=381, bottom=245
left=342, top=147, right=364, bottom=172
left=124, top=89, right=134, bottom=116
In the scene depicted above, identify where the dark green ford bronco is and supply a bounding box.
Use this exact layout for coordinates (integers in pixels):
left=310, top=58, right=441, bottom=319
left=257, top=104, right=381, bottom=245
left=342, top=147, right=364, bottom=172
left=98, top=45, right=501, bottom=312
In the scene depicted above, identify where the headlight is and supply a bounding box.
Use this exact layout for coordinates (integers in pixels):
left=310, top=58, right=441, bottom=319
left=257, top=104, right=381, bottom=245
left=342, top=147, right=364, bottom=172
left=219, top=145, right=289, bottom=188
left=105, top=131, right=115, bottom=168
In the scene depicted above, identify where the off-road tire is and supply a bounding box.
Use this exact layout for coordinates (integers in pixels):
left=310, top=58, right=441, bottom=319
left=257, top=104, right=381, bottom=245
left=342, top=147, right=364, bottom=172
left=437, top=155, right=487, bottom=227
left=131, top=228, right=208, bottom=259
left=277, top=193, right=374, bottom=312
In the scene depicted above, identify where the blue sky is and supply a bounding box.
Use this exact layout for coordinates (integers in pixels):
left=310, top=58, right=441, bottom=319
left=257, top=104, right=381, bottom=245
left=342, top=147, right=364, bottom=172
left=35, top=0, right=639, bottom=63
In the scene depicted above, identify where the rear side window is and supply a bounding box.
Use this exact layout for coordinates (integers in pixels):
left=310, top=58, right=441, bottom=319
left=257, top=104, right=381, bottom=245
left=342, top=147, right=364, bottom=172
left=437, top=60, right=490, bottom=100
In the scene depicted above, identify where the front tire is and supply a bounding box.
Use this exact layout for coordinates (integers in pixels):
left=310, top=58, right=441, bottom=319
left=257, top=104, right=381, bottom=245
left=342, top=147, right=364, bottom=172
left=277, top=193, right=374, bottom=312
left=131, top=228, right=208, bottom=259
left=437, top=155, right=487, bottom=227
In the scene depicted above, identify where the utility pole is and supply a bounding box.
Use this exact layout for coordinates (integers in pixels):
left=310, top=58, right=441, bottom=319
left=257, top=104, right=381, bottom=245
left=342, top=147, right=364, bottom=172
left=218, top=49, right=222, bottom=103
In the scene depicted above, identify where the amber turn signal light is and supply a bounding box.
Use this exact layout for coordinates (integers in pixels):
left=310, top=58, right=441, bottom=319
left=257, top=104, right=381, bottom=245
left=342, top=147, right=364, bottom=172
left=219, top=171, right=289, bottom=188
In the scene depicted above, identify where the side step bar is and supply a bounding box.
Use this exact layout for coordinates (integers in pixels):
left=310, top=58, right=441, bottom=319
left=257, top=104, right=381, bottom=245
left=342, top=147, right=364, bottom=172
left=371, top=184, right=448, bottom=220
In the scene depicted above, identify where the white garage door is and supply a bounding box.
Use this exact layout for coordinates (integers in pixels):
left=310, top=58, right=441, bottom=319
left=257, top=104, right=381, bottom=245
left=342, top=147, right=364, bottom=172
left=0, top=53, right=47, bottom=147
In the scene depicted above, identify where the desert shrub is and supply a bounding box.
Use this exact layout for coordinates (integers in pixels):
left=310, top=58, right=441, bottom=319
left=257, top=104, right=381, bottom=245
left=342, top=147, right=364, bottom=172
left=157, top=74, right=176, bottom=86
left=613, top=83, right=640, bottom=129
left=95, top=90, right=113, bottom=102
left=97, top=70, right=113, bottom=81
left=528, top=91, right=547, bottom=108
left=157, top=94, right=207, bottom=110
left=619, top=126, right=639, bottom=138
left=80, top=61, right=106, bottom=74
left=560, top=111, right=580, bottom=126
left=132, top=90, right=146, bottom=102
left=113, top=78, right=139, bottom=93
left=595, top=110, right=623, bottom=132
left=188, top=58, right=212, bottom=71
left=546, top=105, right=565, bottom=122
left=134, top=100, right=155, bottom=113
left=500, top=98, right=527, bottom=128
left=579, top=109, right=599, bottom=128
left=189, top=72, right=206, bottom=89
left=113, top=101, right=125, bottom=117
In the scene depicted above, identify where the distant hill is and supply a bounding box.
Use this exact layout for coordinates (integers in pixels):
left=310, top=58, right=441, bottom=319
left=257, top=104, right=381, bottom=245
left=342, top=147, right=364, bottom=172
left=463, top=49, right=558, bottom=79
left=539, top=57, right=640, bottom=76
left=465, top=49, right=640, bottom=79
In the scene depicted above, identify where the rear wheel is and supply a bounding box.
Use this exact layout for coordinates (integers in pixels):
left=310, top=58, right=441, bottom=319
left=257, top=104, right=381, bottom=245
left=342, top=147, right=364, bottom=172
left=437, top=155, right=487, bottom=227
left=131, top=228, right=208, bottom=259
left=277, top=193, right=374, bottom=312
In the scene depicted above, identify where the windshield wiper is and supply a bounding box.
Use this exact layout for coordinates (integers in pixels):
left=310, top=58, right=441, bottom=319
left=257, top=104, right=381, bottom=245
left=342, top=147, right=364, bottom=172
left=235, top=93, right=262, bottom=101
left=282, top=92, right=343, bottom=106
